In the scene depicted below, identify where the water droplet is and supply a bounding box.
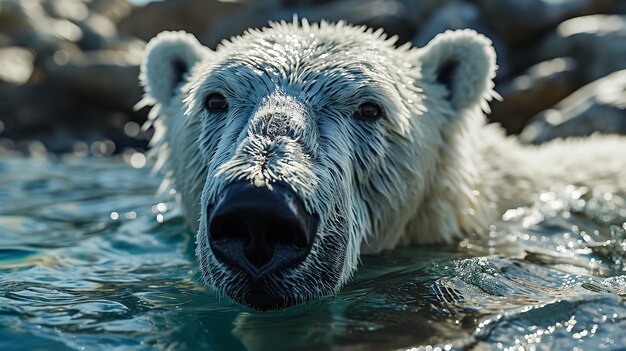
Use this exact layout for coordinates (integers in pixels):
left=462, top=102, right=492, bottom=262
left=129, top=153, right=146, bottom=168
left=53, top=50, right=70, bottom=65
left=156, top=203, right=167, bottom=212
left=124, top=122, right=141, bottom=137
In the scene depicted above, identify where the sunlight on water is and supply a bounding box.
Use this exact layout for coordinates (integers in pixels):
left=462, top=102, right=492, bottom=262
left=0, top=156, right=624, bottom=350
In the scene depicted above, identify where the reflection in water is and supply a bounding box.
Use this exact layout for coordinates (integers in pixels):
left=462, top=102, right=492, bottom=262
left=0, top=156, right=625, bottom=350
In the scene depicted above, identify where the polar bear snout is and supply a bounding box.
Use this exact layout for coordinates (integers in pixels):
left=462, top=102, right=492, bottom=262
left=208, top=181, right=319, bottom=280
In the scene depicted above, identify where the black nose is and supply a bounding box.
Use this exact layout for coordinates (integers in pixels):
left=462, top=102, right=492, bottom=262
left=208, top=181, right=319, bottom=279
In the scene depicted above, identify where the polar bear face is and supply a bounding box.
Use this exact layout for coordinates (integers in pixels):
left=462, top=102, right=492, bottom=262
left=141, top=20, right=496, bottom=311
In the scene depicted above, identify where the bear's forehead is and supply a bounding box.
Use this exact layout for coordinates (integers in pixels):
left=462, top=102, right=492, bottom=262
left=189, top=22, right=422, bottom=109
left=213, top=22, right=407, bottom=80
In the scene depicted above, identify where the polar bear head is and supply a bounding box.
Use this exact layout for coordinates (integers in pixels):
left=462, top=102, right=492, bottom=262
left=140, top=20, right=496, bottom=311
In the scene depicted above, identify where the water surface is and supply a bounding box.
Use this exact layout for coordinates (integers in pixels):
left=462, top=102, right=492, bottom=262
left=1, top=155, right=625, bottom=350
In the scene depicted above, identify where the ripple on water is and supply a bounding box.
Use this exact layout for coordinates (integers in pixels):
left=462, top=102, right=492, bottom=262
left=0, top=156, right=625, bottom=351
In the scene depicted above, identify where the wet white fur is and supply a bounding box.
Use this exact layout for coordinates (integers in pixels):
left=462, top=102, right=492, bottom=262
left=140, top=20, right=626, bottom=301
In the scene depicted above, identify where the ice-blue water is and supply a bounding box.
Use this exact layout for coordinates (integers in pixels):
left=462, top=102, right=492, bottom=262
left=0, top=155, right=625, bottom=350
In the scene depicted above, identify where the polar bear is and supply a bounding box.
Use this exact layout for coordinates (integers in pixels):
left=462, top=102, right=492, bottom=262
left=139, top=19, right=626, bottom=311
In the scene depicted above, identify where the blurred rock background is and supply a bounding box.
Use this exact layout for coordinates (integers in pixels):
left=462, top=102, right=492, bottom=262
left=0, top=0, right=625, bottom=156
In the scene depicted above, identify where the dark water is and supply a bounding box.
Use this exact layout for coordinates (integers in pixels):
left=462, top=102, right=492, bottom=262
left=0, top=155, right=625, bottom=351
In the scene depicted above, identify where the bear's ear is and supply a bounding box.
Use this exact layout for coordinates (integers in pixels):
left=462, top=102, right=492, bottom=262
left=140, top=31, right=209, bottom=106
left=418, top=29, right=497, bottom=111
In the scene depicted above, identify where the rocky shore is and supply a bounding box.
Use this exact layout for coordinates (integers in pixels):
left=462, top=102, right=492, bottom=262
left=0, top=0, right=624, bottom=154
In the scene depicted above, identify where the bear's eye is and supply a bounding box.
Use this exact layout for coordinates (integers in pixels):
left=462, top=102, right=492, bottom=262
left=355, top=102, right=382, bottom=120
left=204, top=93, right=229, bottom=111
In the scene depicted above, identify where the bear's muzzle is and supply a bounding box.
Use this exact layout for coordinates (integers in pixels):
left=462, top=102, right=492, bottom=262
left=207, top=181, right=319, bottom=281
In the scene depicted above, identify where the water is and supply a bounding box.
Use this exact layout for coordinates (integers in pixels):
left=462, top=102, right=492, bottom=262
left=0, top=155, right=625, bottom=351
